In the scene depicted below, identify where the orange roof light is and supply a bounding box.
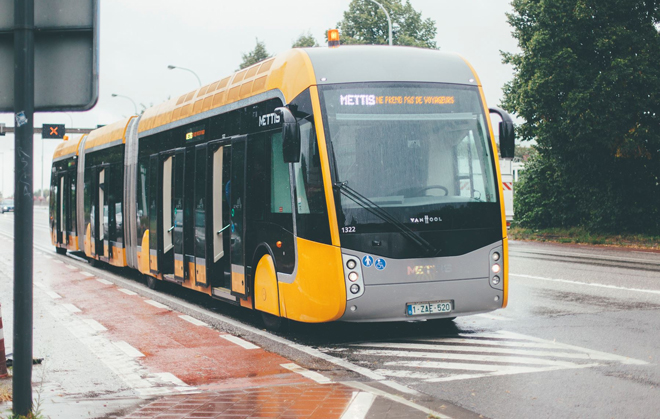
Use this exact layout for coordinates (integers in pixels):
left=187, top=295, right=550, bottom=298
left=328, top=29, right=340, bottom=47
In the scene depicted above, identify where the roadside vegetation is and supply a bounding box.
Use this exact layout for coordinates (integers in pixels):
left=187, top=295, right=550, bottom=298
left=509, top=225, right=660, bottom=250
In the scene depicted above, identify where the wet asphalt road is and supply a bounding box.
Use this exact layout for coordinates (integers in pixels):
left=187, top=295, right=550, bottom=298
left=2, top=209, right=660, bottom=418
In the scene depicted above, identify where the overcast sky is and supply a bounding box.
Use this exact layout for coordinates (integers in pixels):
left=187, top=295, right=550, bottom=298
left=0, top=0, right=519, bottom=197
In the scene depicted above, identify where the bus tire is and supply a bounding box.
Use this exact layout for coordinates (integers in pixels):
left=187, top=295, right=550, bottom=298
left=88, top=257, right=100, bottom=267
left=145, top=275, right=158, bottom=290
left=261, top=312, right=289, bottom=332
left=55, top=247, right=67, bottom=255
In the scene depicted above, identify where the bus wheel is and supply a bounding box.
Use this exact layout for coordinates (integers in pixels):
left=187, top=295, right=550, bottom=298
left=88, top=257, right=100, bottom=267
left=55, top=247, right=67, bottom=255
left=261, top=312, right=289, bottom=332
left=145, top=275, right=158, bottom=290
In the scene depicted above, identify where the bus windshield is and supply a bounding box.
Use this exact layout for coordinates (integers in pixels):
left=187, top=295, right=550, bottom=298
left=320, top=82, right=499, bottom=234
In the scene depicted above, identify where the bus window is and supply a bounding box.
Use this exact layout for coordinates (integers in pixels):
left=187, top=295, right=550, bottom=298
left=270, top=132, right=292, bottom=214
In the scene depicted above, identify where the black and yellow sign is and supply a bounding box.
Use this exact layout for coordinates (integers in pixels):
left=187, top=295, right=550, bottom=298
left=42, top=124, right=66, bottom=139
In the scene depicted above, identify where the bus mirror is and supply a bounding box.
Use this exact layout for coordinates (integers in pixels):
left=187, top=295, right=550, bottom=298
left=489, top=107, right=515, bottom=160
left=275, top=106, right=301, bottom=163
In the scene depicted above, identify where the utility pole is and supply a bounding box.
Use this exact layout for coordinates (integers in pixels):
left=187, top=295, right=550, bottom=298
left=13, top=0, right=35, bottom=415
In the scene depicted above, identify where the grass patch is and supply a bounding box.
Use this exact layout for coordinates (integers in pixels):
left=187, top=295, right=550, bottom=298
left=508, top=226, right=660, bottom=250
left=0, top=380, right=10, bottom=403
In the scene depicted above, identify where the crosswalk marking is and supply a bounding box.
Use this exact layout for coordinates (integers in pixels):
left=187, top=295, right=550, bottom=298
left=321, top=330, right=647, bottom=383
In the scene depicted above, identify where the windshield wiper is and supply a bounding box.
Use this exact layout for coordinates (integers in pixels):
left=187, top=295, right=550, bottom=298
left=334, top=181, right=441, bottom=257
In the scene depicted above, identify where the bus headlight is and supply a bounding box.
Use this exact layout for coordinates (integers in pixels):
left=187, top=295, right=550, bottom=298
left=492, top=264, right=501, bottom=274
left=348, top=272, right=359, bottom=282
left=346, top=259, right=357, bottom=269
left=492, top=252, right=500, bottom=261
left=491, top=275, right=501, bottom=286
left=350, top=284, right=360, bottom=294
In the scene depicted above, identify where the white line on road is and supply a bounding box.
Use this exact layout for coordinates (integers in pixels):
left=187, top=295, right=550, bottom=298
left=45, top=291, right=62, bottom=300
left=145, top=300, right=170, bottom=310
left=118, top=288, right=138, bottom=296
left=82, top=318, right=107, bottom=332
left=473, top=313, right=511, bottom=321
left=354, top=349, right=579, bottom=367
left=352, top=342, right=603, bottom=360
left=220, top=334, right=260, bottom=350
left=96, top=278, right=113, bottom=285
left=340, top=392, right=376, bottom=419
left=62, top=303, right=81, bottom=313
left=113, top=341, right=145, bottom=358
left=80, top=272, right=94, bottom=277
left=178, top=315, right=209, bottom=327
left=281, top=363, right=332, bottom=384
left=511, top=273, right=660, bottom=296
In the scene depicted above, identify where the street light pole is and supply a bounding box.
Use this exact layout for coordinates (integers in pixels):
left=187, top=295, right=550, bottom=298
left=111, top=93, right=138, bottom=115
left=367, top=0, right=393, bottom=46
left=167, top=65, right=202, bottom=87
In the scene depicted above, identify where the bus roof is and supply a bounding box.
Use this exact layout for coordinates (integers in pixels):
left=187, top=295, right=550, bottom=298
left=52, top=134, right=85, bottom=162
left=137, top=46, right=480, bottom=136
left=84, top=116, right=136, bottom=152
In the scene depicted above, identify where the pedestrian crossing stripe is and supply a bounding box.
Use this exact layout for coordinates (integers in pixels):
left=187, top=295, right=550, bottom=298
left=320, top=330, right=647, bottom=383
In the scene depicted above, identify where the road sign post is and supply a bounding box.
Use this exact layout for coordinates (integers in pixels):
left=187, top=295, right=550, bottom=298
left=0, top=1, right=99, bottom=416
left=13, top=0, right=35, bottom=415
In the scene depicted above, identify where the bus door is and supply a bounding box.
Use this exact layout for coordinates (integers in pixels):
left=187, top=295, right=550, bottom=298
left=99, top=167, right=111, bottom=261
left=54, top=171, right=66, bottom=245
left=155, top=148, right=182, bottom=280
left=230, top=135, right=247, bottom=298
left=206, top=139, right=232, bottom=292
left=172, top=148, right=186, bottom=281
left=192, top=143, right=210, bottom=287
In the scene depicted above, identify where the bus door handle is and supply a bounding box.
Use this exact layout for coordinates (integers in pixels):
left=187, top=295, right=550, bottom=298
left=217, top=224, right=230, bottom=235
left=168, top=226, right=174, bottom=233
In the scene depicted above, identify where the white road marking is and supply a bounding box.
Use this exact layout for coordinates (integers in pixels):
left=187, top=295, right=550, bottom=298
left=340, top=392, right=376, bottom=419
left=220, top=334, right=260, bottom=350
left=342, top=381, right=450, bottom=419
left=473, top=313, right=511, bottom=321
left=44, top=304, right=197, bottom=397
left=327, top=330, right=647, bottom=384
left=96, top=278, right=113, bottom=285
left=45, top=291, right=62, bottom=299
left=82, top=318, right=107, bottom=332
left=62, top=303, right=81, bottom=313
left=113, top=341, right=145, bottom=358
left=145, top=300, right=170, bottom=310
left=44, top=255, right=52, bottom=259
left=355, top=349, right=579, bottom=367
left=118, top=288, right=138, bottom=296
left=64, top=264, right=78, bottom=271
left=353, top=342, right=602, bottom=360
left=281, top=363, right=332, bottom=384
left=80, top=272, right=94, bottom=277
left=178, top=315, right=209, bottom=327
left=511, top=273, right=660, bottom=296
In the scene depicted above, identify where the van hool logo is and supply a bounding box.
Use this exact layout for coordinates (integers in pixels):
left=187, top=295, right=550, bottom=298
left=409, top=215, right=442, bottom=224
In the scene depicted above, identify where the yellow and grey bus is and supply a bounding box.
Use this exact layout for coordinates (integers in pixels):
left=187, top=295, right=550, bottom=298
left=51, top=45, right=515, bottom=326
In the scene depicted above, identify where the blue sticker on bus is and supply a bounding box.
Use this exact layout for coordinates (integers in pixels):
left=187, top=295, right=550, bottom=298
left=362, top=255, right=374, bottom=267
left=375, top=258, right=387, bottom=270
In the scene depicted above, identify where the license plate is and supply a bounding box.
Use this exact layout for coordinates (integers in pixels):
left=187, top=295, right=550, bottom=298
left=407, top=300, right=453, bottom=316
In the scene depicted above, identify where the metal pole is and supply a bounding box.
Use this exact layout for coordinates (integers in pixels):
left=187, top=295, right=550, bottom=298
left=367, top=0, right=393, bottom=46
left=13, top=0, right=35, bottom=415
left=167, top=65, right=202, bottom=87
left=111, top=93, right=138, bottom=115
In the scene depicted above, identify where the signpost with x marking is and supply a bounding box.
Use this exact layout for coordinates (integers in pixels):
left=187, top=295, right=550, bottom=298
left=42, top=124, right=65, bottom=139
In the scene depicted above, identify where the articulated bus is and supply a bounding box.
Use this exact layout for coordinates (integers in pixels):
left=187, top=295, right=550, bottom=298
left=51, top=45, right=515, bottom=326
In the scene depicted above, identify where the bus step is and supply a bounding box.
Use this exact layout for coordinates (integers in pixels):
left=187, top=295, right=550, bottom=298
left=212, top=287, right=238, bottom=304
left=163, top=274, right=182, bottom=284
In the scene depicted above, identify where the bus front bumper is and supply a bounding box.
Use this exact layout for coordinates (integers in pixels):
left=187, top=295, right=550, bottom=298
left=339, top=277, right=503, bottom=322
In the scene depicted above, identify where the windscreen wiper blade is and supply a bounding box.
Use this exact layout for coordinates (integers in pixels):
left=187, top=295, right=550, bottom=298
left=334, top=181, right=441, bottom=257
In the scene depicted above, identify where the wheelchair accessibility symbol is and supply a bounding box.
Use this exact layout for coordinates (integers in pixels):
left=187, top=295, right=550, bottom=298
left=375, top=258, right=387, bottom=271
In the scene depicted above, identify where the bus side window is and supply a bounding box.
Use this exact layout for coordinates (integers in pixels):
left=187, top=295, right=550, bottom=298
left=270, top=132, right=292, bottom=214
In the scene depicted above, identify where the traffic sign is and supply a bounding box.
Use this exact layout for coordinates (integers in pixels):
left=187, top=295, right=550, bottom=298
left=42, top=124, right=65, bottom=139
left=0, top=0, right=100, bottom=111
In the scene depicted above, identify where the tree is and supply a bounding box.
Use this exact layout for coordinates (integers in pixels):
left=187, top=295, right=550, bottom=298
left=502, top=0, right=660, bottom=234
left=238, top=39, right=270, bottom=70
left=336, top=0, right=438, bottom=48
left=292, top=32, right=318, bottom=48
